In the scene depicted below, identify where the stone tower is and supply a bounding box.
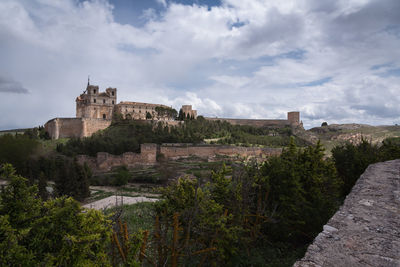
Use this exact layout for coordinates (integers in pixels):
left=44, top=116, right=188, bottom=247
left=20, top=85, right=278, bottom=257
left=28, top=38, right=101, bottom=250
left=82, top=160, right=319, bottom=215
left=76, top=82, right=117, bottom=120
left=287, top=111, right=300, bottom=125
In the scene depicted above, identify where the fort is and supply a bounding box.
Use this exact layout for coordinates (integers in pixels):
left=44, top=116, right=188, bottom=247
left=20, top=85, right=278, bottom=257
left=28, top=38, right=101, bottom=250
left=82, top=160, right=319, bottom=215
left=45, top=81, right=302, bottom=139
left=77, top=143, right=283, bottom=172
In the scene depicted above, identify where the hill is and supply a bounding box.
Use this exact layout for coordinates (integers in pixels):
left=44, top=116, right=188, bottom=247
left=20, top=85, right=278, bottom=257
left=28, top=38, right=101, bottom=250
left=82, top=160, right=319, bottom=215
left=302, top=124, right=400, bottom=153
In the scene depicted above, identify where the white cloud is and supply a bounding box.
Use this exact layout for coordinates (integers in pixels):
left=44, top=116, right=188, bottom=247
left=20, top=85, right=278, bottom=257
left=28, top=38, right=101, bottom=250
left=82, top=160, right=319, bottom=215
left=0, top=0, right=399, bottom=129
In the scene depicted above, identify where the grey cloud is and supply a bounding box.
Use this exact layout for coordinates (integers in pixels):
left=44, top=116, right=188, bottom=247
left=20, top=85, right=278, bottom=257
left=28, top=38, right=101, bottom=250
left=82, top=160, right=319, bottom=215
left=351, top=104, right=400, bottom=118
left=238, top=8, right=304, bottom=52
left=0, top=76, right=29, bottom=94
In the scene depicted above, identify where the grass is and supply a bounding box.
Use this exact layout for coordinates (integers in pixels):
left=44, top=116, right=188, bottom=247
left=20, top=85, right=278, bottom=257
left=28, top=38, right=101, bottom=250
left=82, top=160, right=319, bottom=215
left=107, top=202, right=156, bottom=233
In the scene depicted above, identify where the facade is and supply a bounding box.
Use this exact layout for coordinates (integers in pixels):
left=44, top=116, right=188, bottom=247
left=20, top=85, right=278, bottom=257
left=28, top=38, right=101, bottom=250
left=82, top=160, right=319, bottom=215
left=76, top=84, right=116, bottom=120
left=115, top=102, right=174, bottom=121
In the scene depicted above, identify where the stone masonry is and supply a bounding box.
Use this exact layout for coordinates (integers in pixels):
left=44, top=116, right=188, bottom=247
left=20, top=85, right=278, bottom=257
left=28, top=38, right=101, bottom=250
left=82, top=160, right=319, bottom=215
left=294, top=159, right=400, bottom=267
left=77, top=143, right=282, bottom=172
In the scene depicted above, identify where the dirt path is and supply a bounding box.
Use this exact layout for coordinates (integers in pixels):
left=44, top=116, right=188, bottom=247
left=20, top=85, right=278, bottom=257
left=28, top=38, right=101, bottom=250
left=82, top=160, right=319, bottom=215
left=83, top=195, right=158, bottom=210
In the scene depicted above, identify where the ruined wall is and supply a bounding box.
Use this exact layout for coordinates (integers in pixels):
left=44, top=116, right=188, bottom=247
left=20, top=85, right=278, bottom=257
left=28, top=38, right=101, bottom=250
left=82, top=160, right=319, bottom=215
left=294, top=159, right=400, bottom=267
left=45, top=118, right=111, bottom=139
left=204, top=117, right=291, bottom=128
left=77, top=144, right=157, bottom=172
left=77, top=143, right=282, bottom=172
left=160, top=144, right=282, bottom=159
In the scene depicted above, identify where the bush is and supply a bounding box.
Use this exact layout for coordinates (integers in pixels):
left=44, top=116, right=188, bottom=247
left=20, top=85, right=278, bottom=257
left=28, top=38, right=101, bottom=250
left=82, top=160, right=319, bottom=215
left=111, top=166, right=131, bottom=186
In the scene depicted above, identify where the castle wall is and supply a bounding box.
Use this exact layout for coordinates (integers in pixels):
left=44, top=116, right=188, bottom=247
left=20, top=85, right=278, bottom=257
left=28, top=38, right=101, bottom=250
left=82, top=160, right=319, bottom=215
left=77, top=143, right=282, bottom=172
left=45, top=118, right=112, bottom=139
left=204, top=117, right=291, bottom=128
left=45, top=118, right=84, bottom=139
left=77, top=144, right=157, bottom=172
left=159, top=144, right=282, bottom=159
left=81, top=118, right=112, bottom=137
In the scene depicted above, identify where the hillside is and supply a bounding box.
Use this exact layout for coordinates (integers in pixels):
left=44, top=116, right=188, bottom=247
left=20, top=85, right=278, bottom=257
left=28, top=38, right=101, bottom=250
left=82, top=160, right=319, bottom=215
left=298, top=124, right=400, bottom=154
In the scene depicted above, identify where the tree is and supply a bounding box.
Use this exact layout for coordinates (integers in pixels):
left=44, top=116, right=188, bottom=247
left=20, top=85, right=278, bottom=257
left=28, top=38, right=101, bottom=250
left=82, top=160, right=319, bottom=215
left=321, top=122, right=328, bottom=127
left=0, top=164, right=112, bottom=266
left=146, top=111, right=152, bottom=120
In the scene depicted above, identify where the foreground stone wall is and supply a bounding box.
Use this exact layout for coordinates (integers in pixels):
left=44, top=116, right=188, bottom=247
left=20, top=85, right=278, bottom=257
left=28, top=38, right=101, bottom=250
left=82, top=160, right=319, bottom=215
left=294, top=159, right=400, bottom=267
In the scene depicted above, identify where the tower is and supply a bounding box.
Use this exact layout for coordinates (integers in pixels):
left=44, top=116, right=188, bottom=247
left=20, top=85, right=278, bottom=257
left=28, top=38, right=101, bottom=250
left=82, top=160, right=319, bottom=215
left=76, top=82, right=117, bottom=119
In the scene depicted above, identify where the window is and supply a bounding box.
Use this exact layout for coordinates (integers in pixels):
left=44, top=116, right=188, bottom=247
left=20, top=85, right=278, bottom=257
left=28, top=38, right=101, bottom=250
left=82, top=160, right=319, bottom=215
left=93, top=89, right=96, bottom=94
left=93, top=99, right=96, bottom=103
left=103, top=114, right=106, bottom=119
left=112, top=91, right=115, bottom=96
left=139, top=110, right=141, bottom=113
left=112, top=100, right=114, bottom=104
left=103, top=99, right=106, bottom=104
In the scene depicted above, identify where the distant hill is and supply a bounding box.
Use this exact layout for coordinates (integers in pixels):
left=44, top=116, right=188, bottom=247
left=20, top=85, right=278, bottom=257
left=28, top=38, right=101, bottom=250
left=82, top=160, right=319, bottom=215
left=300, top=124, right=400, bottom=153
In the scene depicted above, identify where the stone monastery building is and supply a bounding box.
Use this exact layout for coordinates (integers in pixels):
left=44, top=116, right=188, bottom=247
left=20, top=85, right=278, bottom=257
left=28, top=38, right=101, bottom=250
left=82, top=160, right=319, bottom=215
left=45, top=81, right=301, bottom=139
left=45, top=82, right=196, bottom=139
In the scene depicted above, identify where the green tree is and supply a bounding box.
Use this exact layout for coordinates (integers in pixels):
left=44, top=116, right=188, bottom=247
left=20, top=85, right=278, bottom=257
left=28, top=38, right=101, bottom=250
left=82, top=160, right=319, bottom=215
left=0, top=164, right=112, bottom=266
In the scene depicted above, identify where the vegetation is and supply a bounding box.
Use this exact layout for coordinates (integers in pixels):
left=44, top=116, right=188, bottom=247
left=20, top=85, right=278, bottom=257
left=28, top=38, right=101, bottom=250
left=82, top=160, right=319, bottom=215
left=0, top=164, right=112, bottom=266
left=332, top=137, right=400, bottom=196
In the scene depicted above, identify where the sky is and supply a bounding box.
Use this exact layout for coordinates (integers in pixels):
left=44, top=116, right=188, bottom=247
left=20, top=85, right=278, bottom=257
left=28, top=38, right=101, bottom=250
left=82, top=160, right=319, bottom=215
left=0, top=0, right=400, bottom=130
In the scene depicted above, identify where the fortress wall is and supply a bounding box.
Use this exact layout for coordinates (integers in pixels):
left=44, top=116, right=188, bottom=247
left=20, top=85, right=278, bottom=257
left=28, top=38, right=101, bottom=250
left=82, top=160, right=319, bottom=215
left=45, top=118, right=112, bottom=139
left=294, top=160, right=400, bottom=267
left=77, top=144, right=157, bottom=172
left=204, top=117, right=291, bottom=128
left=82, top=118, right=112, bottom=137
left=159, top=144, right=282, bottom=159
left=45, top=118, right=84, bottom=139
left=77, top=144, right=282, bottom=172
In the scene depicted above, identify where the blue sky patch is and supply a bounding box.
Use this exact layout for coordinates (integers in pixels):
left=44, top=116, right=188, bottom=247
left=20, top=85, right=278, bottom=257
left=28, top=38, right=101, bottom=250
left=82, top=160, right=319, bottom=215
left=300, top=77, right=332, bottom=87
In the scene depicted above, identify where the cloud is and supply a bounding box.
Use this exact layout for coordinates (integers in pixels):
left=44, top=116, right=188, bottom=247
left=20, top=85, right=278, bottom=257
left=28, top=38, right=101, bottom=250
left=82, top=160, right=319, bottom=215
left=156, top=0, right=167, bottom=8
left=0, top=76, right=29, bottom=94
left=0, top=0, right=399, bottom=130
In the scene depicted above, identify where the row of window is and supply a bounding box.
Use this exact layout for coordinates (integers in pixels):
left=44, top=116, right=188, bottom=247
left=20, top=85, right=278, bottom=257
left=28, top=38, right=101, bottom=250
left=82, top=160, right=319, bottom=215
left=92, top=99, right=115, bottom=105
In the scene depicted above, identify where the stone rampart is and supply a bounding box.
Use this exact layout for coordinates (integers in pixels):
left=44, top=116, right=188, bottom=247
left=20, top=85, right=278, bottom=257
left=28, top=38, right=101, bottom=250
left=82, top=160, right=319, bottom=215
left=44, top=118, right=112, bottom=139
left=204, top=117, right=291, bottom=128
left=77, top=143, right=282, bottom=172
left=77, top=144, right=157, bottom=172
left=159, top=143, right=282, bottom=159
left=294, top=160, right=400, bottom=267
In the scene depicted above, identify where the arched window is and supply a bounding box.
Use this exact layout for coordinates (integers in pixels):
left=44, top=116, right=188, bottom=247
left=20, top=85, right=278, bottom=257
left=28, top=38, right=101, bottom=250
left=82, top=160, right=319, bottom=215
left=103, top=99, right=106, bottom=104
left=112, top=100, right=114, bottom=104
left=93, top=99, right=96, bottom=103
left=103, top=114, right=106, bottom=119
left=93, top=89, right=96, bottom=94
